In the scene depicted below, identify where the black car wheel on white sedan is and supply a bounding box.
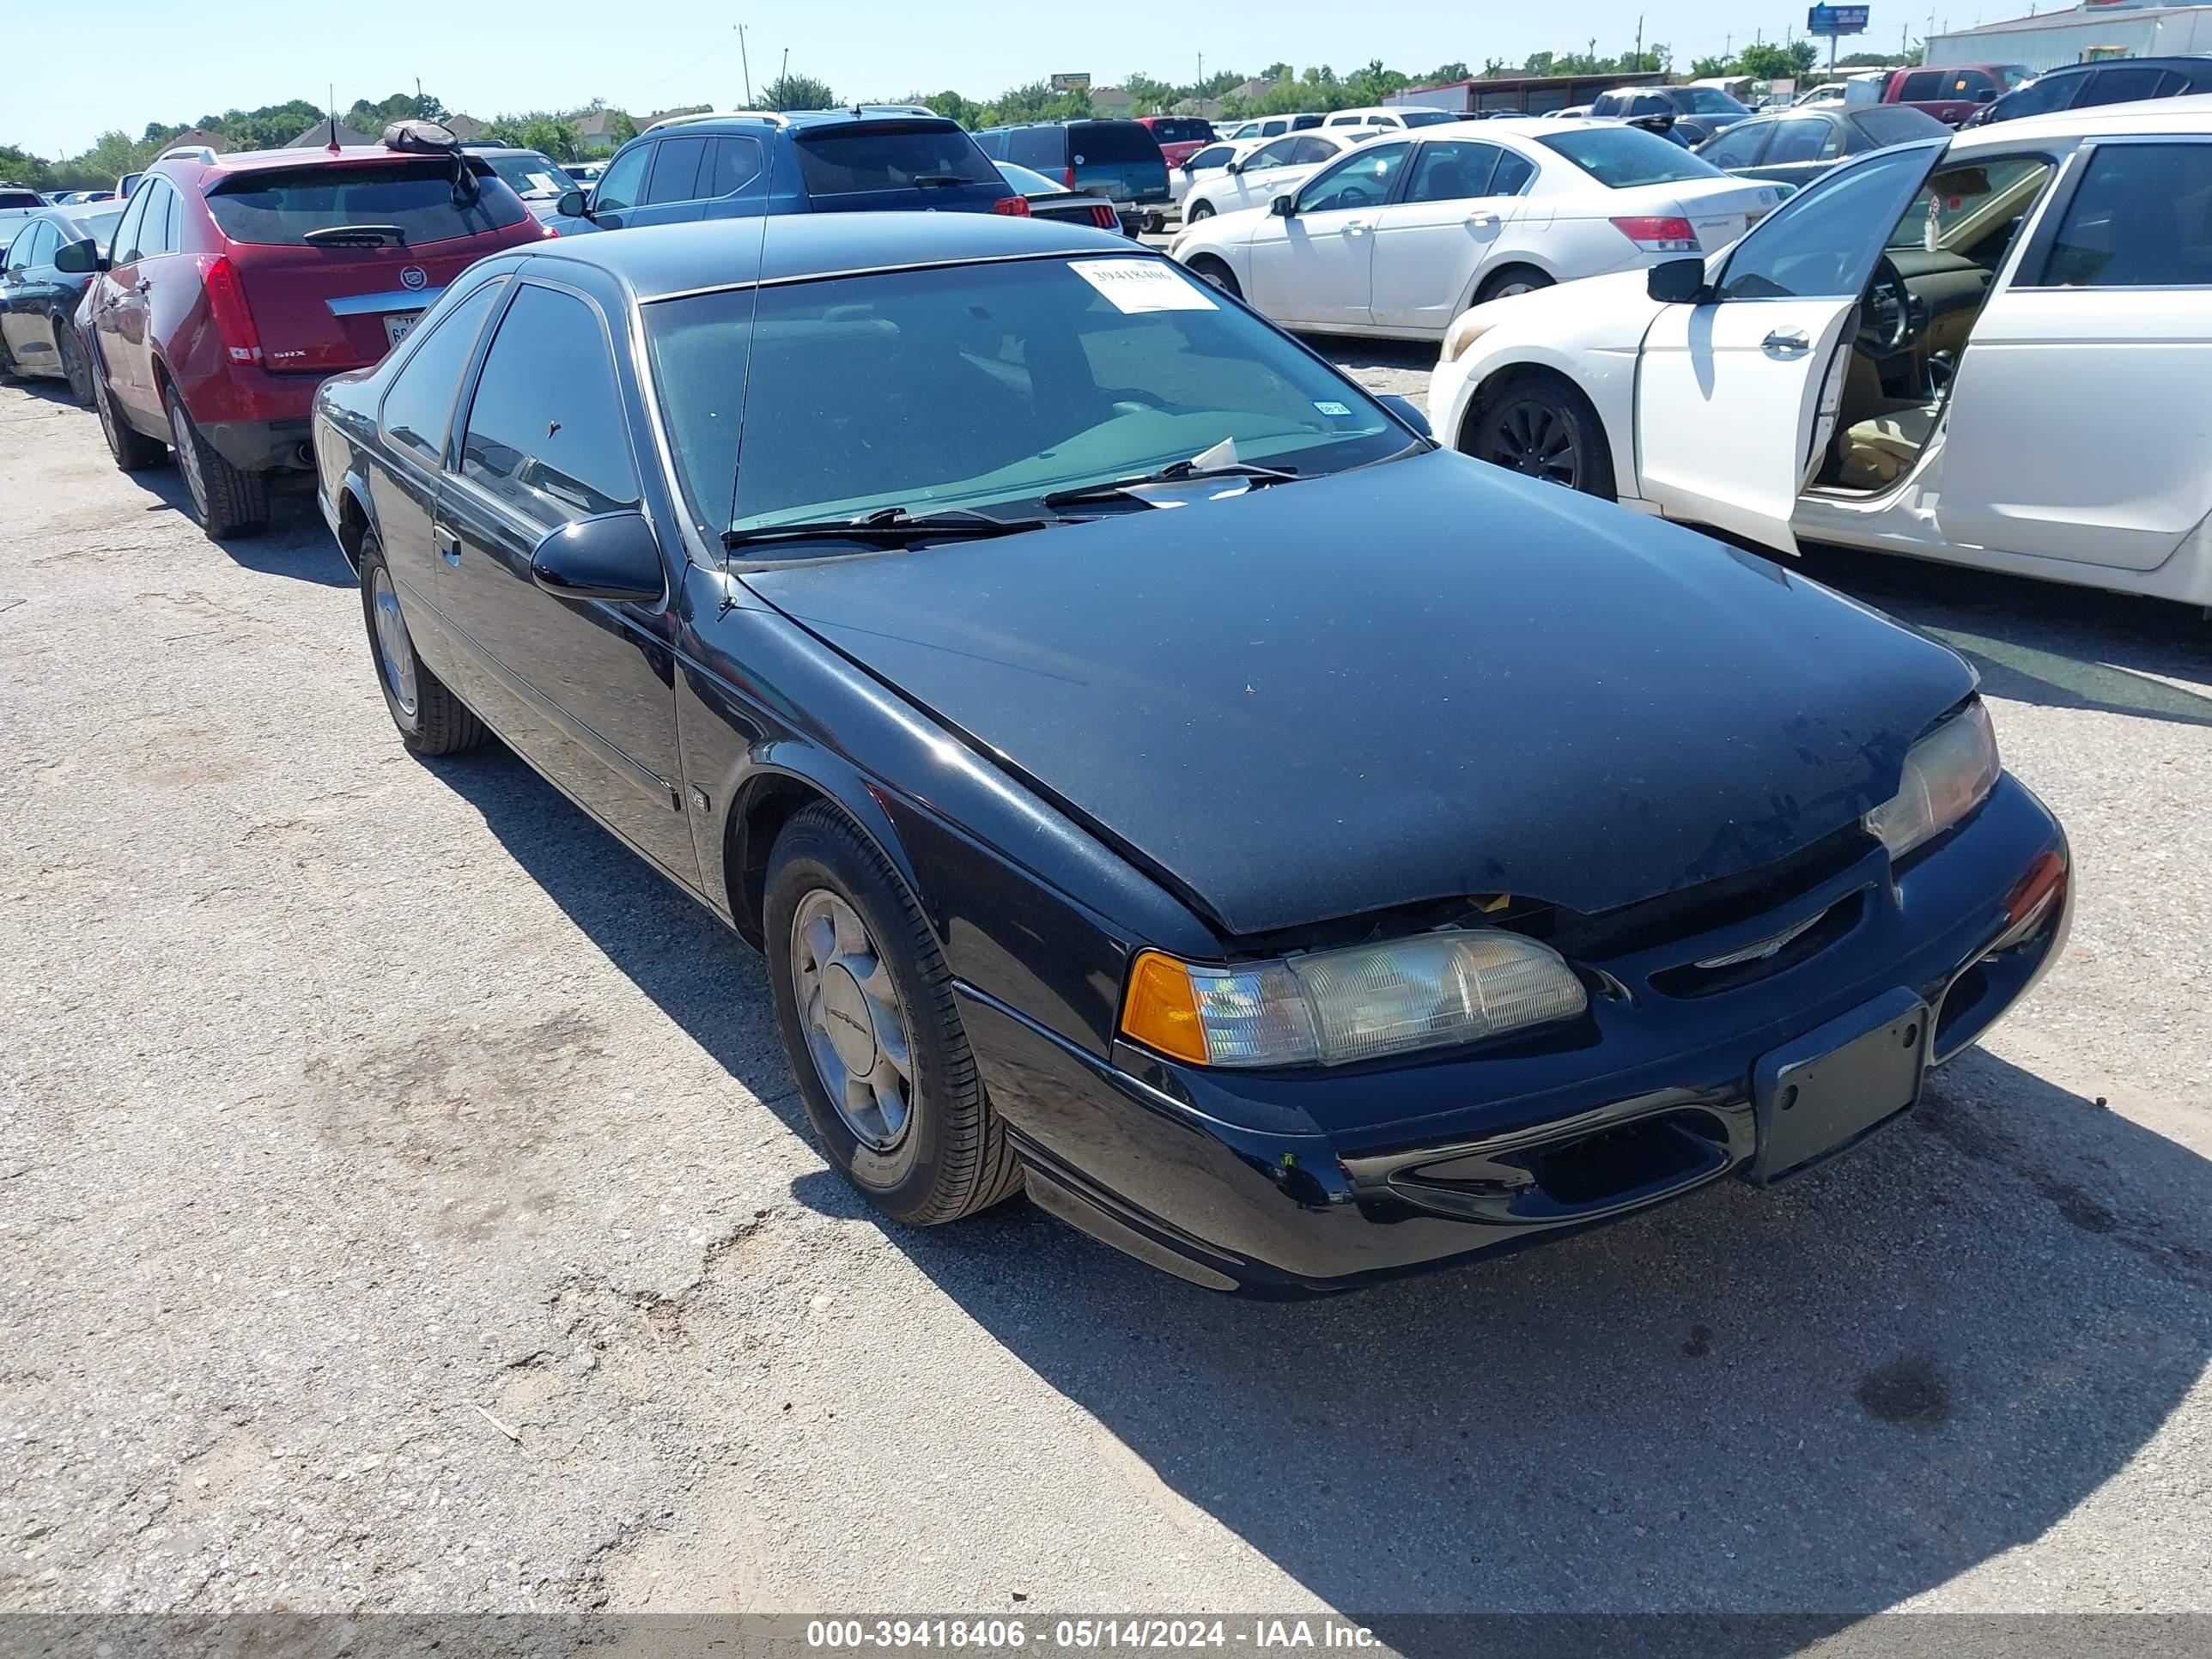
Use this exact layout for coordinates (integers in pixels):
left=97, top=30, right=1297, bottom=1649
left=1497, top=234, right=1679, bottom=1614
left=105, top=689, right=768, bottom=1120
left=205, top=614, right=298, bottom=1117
left=1464, top=371, right=1617, bottom=498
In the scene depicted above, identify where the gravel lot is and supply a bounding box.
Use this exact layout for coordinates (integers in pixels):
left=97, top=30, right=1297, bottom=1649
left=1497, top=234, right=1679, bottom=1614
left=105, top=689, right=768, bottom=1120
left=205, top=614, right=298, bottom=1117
left=3, top=354, right=2210, bottom=1629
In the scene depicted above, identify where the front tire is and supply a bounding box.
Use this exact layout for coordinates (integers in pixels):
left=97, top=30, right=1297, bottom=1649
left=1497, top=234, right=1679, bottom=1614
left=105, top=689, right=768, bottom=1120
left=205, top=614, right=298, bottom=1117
left=166, top=387, right=268, bottom=539
left=765, top=804, right=1024, bottom=1227
left=358, top=529, right=486, bottom=757
left=1462, top=371, right=1618, bottom=499
left=1185, top=200, right=1215, bottom=222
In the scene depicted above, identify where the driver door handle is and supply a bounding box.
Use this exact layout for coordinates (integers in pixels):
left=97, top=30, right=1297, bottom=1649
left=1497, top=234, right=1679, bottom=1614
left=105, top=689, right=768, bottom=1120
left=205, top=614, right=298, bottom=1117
left=1762, top=329, right=1811, bottom=356
left=1342, top=220, right=1370, bottom=237
left=434, top=526, right=462, bottom=566
left=1466, top=211, right=1500, bottom=228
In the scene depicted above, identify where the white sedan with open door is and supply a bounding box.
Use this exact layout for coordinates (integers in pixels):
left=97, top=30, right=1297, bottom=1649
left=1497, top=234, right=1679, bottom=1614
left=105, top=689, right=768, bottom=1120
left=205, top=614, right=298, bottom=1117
left=1169, top=120, right=1778, bottom=339
left=1428, top=98, right=2212, bottom=609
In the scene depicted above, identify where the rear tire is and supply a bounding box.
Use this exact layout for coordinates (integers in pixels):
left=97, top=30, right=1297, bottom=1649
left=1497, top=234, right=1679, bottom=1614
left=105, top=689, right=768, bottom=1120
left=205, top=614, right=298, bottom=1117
left=92, top=358, right=166, bottom=472
left=765, top=804, right=1024, bottom=1228
left=1185, top=255, right=1241, bottom=298
left=55, top=320, right=94, bottom=407
left=358, top=528, right=487, bottom=757
left=166, top=387, right=268, bottom=539
left=1461, top=371, right=1618, bottom=500
left=1475, top=264, right=1554, bottom=305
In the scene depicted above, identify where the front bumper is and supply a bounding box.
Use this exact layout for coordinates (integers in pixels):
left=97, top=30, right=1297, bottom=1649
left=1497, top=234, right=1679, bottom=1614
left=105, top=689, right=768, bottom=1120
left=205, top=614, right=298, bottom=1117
left=963, top=775, right=2072, bottom=1294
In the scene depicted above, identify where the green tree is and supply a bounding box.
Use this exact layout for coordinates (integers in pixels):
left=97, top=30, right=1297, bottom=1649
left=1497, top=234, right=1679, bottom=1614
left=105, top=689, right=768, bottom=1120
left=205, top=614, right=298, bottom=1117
left=1344, top=58, right=1410, bottom=105
left=1122, top=73, right=1176, bottom=114
left=1522, top=51, right=1556, bottom=77
left=0, top=145, right=58, bottom=191
left=1740, top=40, right=1819, bottom=78
left=1690, top=54, right=1735, bottom=78
left=481, top=112, right=584, bottom=159
left=1261, top=62, right=1291, bottom=83
left=983, top=81, right=1091, bottom=125
left=762, top=73, right=836, bottom=112
left=916, top=90, right=985, bottom=127
left=1425, top=61, right=1472, bottom=85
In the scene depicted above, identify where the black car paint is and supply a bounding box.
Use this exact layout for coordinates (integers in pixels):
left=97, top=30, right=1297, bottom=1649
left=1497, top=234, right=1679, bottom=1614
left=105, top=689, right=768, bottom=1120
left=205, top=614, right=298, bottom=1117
left=311, top=215, right=2070, bottom=1292
left=0, top=208, right=110, bottom=383
left=1697, top=106, right=1952, bottom=187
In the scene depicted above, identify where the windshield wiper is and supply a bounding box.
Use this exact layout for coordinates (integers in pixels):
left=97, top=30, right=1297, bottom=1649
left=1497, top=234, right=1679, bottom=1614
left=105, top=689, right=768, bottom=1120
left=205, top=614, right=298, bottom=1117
left=912, top=174, right=979, bottom=187
left=722, top=507, right=1056, bottom=551
left=1040, top=459, right=1297, bottom=511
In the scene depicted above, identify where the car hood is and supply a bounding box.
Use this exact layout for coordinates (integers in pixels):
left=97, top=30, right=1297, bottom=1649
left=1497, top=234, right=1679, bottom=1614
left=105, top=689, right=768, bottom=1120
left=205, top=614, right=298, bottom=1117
left=743, top=451, right=1973, bottom=939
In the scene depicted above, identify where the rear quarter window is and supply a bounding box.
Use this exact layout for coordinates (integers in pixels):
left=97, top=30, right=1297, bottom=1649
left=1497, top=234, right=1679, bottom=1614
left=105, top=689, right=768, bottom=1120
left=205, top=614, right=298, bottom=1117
left=204, top=161, right=529, bottom=246
left=792, top=125, right=998, bottom=195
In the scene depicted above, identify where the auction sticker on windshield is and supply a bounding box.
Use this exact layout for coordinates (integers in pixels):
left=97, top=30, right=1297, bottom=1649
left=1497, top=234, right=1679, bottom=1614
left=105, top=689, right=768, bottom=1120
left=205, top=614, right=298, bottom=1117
left=1071, top=259, right=1218, bottom=313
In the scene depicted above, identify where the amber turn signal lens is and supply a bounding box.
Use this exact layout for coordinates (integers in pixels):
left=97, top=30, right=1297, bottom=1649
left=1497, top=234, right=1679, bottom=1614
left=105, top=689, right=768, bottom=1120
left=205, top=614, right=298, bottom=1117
left=1121, top=951, right=1208, bottom=1065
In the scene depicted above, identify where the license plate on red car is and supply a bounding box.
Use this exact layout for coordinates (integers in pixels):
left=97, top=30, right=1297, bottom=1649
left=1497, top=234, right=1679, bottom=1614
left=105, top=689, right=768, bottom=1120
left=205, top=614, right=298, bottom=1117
left=1749, top=989, right=1929, bottom=1184
left=383, top=311, right=423, bottom=349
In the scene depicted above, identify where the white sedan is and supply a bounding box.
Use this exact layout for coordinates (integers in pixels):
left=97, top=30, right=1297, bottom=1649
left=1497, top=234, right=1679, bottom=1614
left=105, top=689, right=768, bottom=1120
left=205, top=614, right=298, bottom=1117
left=1427, top=98, right=2212, bottom=609
left=1181, top=131, right=1374, bottom=222
left=1169, top=120, right=1779, bottom=338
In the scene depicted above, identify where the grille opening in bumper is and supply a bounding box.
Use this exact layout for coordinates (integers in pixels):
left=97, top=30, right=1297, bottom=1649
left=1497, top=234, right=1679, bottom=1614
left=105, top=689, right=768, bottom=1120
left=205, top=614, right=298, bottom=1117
left=1519, top=1110, right=1729, bottom=1210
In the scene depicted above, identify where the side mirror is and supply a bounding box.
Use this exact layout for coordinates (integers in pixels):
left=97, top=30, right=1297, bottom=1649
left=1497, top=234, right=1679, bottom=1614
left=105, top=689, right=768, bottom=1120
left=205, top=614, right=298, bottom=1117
left=1225, top=159, right=1245, bottom=175
left=1376, top=393, right=1431, bottom=441
left=1975, top=87, right=1998, bottom=103
left=1647, top=258, right=1711, bottom=305
left=557, top=188, right=591, bottom=219
left=1270, top=194, right=1296, bottom=218
left=531, top=512, right=666, bottom=605
left=53, top=238, right=105, bottom=275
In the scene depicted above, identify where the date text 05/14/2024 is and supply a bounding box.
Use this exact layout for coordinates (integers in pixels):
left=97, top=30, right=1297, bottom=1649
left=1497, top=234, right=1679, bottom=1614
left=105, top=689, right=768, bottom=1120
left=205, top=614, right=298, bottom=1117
left=805, top=1620, right=1382, bottom=1650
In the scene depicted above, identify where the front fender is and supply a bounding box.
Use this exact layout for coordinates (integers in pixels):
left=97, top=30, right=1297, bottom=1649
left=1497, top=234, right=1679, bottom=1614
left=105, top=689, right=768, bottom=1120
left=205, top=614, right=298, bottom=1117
left=676, top=575, right=1219, bottom=1055
left=1431, top=323, right=1647, bottom=496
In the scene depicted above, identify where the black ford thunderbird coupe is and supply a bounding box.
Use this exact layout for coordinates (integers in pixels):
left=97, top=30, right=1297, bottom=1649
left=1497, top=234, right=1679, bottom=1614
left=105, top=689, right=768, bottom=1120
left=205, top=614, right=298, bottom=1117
left=311, top=214, right=2071, bottom=1293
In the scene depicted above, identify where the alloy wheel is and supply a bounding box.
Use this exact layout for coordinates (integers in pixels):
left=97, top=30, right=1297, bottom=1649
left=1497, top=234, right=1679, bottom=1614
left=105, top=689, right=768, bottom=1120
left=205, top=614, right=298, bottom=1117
left=167, top=399, right=210, bottom=519
left=1480, top=396, right=1583, bottom=489
left=789, top=889, right=915, bottom=1152
left=368, top=565, right=420, bottom=719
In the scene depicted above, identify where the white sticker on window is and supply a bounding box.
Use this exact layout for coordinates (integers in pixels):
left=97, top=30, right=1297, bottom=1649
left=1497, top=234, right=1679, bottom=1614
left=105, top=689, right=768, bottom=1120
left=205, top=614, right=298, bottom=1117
left=1314, top=400, right=1352, bottom=416
left=1069, top=258, right=1218, bottom=313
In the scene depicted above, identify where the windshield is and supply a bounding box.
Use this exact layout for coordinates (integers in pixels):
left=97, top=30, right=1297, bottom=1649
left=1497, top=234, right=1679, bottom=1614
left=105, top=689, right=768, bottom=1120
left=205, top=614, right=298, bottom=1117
left=1537, top=127, right=1725, bottom=187
left=69, top=205, right=125, bottom=244
left=1398, top=110, right=1461, bottom=127
left=1071, top=122, right=1164, bottom=162
left=1675, top=88, right=1749, bottom=114
left=645, top=255, right=1407, bottom=547
left=485, top=152, right=571, bottom=198
left=2001, top=65, right=2035, bottom=90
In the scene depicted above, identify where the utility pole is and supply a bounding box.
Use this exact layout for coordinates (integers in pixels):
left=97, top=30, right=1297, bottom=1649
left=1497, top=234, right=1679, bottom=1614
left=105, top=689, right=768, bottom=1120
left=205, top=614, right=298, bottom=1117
left=1635, top=15, right=1644, bottom=67
left=779, top=46, right=789, bottom=102
left=738, top=24, right=753, bottom=106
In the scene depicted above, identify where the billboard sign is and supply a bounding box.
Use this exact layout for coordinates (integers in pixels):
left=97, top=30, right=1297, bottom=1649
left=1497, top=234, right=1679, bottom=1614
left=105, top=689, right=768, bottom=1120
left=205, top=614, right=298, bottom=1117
left=1050, top=73, right=1091, bottom=92
left=1808, top=4, right=1870, bottom=34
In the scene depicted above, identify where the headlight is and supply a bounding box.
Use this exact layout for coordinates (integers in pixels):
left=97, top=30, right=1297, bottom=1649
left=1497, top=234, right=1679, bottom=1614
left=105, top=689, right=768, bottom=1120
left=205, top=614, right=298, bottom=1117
left=1121, top=931, right=1588, bottom=1069
left=1865, top=700, right=2001, bottom=862
left=1439, top=308, right=1498, bottom=363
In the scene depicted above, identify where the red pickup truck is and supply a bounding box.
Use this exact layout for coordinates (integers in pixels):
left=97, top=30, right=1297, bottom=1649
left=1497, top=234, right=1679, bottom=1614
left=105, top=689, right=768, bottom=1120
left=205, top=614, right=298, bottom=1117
left=1884, top=64, right=2035, bottom=126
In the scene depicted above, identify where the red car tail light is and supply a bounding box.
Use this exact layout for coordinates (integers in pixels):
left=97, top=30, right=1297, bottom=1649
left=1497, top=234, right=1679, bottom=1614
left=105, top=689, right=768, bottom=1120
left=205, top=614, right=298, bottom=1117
left=1064, top=167, right=1078, bottom=189
left=1091, top=204, right=1116, bottom=229
left=198, top=255, right=263, bottom=364
left=541, top=221, right=560, bottom=238
left=992, top=194, right=1032, bottom=216
left=1611, top=216, right=1699, bottom=253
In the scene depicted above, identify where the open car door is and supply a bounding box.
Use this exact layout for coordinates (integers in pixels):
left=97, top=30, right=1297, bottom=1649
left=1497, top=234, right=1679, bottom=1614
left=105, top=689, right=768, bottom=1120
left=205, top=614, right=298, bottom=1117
left=1632, top=139, right=1946, bottom=554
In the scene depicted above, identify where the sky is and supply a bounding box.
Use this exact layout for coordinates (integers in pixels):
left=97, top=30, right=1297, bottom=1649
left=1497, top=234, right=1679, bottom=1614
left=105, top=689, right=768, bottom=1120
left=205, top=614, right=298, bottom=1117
left=4, top=0, right=1959, bottom=159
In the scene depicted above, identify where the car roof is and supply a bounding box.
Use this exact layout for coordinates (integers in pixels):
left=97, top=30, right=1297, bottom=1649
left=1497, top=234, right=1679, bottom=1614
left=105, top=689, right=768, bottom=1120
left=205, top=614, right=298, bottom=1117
left=522, top=210, right=1129, bottom=301
left=643, top=106, right=956, bottom=136
left=1952, top=88, right=2212, bottom=146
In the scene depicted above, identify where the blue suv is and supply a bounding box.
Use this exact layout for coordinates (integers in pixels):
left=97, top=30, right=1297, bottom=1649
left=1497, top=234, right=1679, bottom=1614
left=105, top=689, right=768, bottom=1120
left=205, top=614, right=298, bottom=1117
left=554, top=107, right=1024, bottom=234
